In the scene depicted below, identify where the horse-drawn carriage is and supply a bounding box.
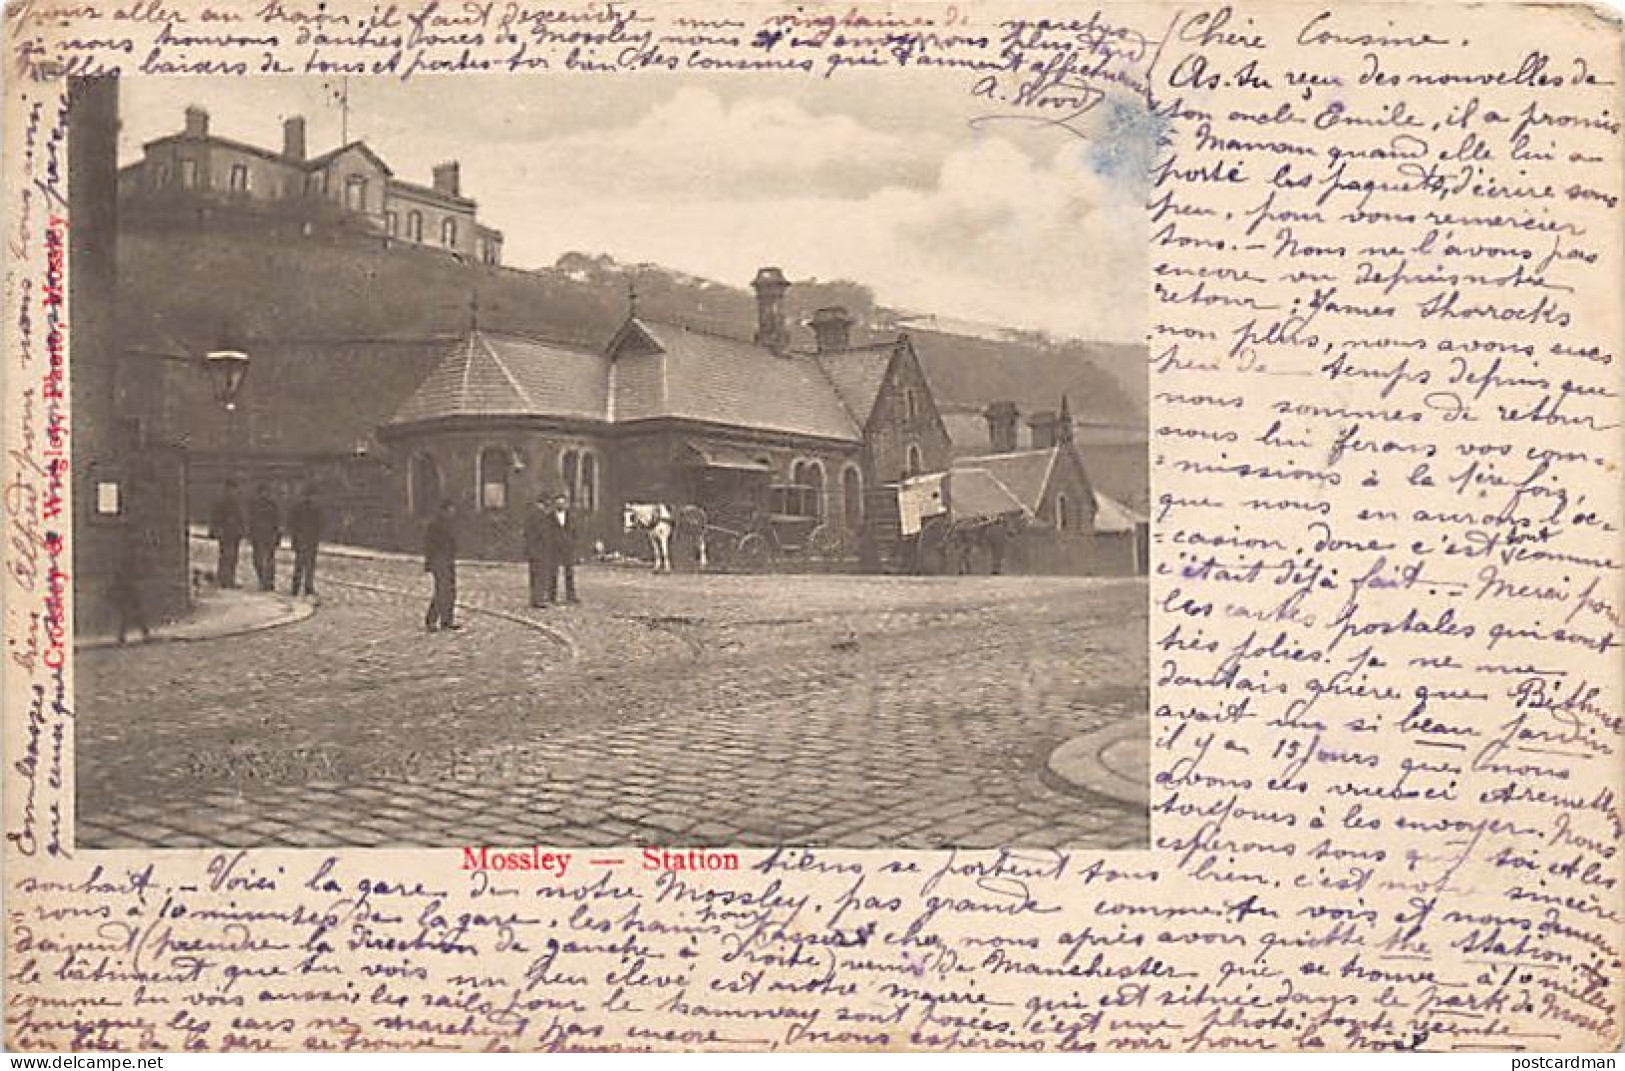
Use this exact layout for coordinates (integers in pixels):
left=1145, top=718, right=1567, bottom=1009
left=622, top=483, right=846, bottom=572
left=874, top=470, right=1031, bottom=575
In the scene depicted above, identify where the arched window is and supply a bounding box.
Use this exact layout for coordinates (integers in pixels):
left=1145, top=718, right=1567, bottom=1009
left=409, top=452, right=441, bottom=518
left=1055, top=493, right=1071, bottom=531
left=442, top=216, right=458, bottom=248
left=580, top=453, right=597, bottom=514
left=906, top=444, right=923, bottom=476
left=407, top=210, right=423, bottom=242
left=561, top=449, right=579, bottom=505
left=478, top=446, right=511, bottom=510
left=842, top=465, right=863, bottom=527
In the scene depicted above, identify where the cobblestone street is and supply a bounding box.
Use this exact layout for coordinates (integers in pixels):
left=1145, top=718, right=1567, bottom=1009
left=76, top=552, right=1148, bottom=850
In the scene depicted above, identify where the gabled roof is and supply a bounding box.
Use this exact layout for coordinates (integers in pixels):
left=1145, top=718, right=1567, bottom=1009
left=141, top=132, right=302, bottom=169
left=947, top=467, right=1030, bottom=521
left=611, top=318, right=862, bottom=443
left=815, top=342, right=896, bottom=426
left=387, top=176, right=477, bottom=211
left=389, top=331, right=608, bottom=426
left=304, top=140, right=396, bottom=177
left=951, top=447, right=1060, bottom=513
left=1092, top=491, right=1146, bottom=533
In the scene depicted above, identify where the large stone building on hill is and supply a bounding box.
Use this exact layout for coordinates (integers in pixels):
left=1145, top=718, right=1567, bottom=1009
left=118, top=106, right=504, bottom=265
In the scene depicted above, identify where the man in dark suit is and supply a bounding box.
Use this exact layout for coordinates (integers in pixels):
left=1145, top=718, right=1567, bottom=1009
left=209, top=478, right=245, bottom=589
left=523, top=494, right=552, bottom=608
left=541, top=492, right=579, bottom=605
left=423, top=498, right=461, bottom=632
left=247, top=482, right=282, bottom=592
left=287, top=484, right=323, bottom=597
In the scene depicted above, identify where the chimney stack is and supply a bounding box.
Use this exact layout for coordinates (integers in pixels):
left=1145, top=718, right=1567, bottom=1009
left=810, top=306, right=853, bottom=354
left=183, top=105, right=210, bottom=138
left=433, top=161, right=461, bottom=198
left=751, top=267, right=791, bottom=353
left=283, top=116, right=306, bottom=161
left=1028, top=410, right=1059, bottom=450
left=983, top=401, right=1020, bottom=454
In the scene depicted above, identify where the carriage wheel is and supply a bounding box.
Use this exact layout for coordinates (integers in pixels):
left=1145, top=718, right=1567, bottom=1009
left=735, top=532, right=769, bottom=570
left=807, top=523, right=843, bottom=558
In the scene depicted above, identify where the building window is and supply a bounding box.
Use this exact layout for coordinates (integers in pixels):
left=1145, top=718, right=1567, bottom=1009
left=442, top=216, right=458, bottom=248
left=152, top=164, right=171, bottom=190
left=561, top=449, right=579, bottom=505
left=228, top=163, right=250, bottom=192
left=1055, top=493, right=1071, bottom=531
left=407, top=210, right=423, bottom=242
left=478, top=447, right=512, bottom=510
left=781, top=461, right=825, bottom=519
left=580, top=453, right=597, bottom=514
left=906, top=444, right=923, bottom=476
left=409, top=453, right=441, bottom=518
left=385, top=210, right=398, bottom=237
left=903, top=388, right=919, bottom=423
left=842, top=465, right=863, bottom=527
left=558, top=449, right=597, bottom=511
left=179, top=159, right=198, bottom=189
left=345, top=175, right=368, bottom=211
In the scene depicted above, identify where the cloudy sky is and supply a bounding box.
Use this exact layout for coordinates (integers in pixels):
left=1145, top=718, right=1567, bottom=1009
left=121, top=74, right=1147, bottom=343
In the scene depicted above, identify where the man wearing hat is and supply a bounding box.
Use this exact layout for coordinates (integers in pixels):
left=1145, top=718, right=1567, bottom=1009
left=526, top=491, right=580, bottom=607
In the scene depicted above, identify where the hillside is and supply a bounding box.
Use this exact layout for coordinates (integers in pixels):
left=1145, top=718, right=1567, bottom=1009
left=117, top=213, right=1146, bottom=425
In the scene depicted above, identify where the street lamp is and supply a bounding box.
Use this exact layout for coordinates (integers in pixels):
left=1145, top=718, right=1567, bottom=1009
left=204, top=349, right=250, bottom=412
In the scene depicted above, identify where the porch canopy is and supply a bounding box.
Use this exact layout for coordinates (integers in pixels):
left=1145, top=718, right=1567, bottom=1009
left=682, top=439, right=774, bottom=473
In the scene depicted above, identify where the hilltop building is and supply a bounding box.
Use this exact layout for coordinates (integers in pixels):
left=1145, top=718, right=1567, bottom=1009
left=118, top=106, right=504, bottom=265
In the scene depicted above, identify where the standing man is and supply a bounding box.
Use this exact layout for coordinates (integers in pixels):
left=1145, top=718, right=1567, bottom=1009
left=523, top=493, right=552, bottom=608
left=288, top=484, right=324, bottom=597
left=248, top=481, right=282, bottom=592
left=424, top=498, right=461, bottom=631
left=543, top=492, right=580, bottom=605
left=209, top=478, right=245, bottom=589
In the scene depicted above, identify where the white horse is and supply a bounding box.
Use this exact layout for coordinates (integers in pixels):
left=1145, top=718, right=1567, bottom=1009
left=623, top=503, right=677, bottom=573
left=623, top=503, right=710, bottom=572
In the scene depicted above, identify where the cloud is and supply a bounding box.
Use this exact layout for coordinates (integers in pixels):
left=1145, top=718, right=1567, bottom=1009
left=527, top=86, right=946, bottom=200
left=499, top=133, right=1146, bottom=343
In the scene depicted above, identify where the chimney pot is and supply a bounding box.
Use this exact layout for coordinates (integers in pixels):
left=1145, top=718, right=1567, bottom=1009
left=433, top=161, right=461, bottom=198
left=983, top=401, right=1020, bottom=453
left=184, top=105, right=209, bottom=138
left=751, top=267, right=791, bottom=353
left=283, top=116, right=306, bottom=161
left=810, top=306, right=854, bottom=354
left=1028, top=410, right=1059, bottom=451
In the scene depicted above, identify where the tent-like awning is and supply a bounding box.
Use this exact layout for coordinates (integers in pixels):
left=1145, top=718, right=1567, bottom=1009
left=683, top=440, right=774, bottom=472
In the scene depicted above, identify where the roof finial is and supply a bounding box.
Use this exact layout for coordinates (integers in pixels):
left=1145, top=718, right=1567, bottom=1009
left=627, top=275, right=640, bottom=318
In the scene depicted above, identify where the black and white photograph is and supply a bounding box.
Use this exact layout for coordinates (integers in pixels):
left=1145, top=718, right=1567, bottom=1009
left=69, top=71, right=1151, bottom=851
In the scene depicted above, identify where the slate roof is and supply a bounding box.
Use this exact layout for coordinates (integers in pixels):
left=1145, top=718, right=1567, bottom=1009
left=612, top=319, right=863, bottom=442
left=389, top=332, right=609, bottom=425
left=947, top=467, right=1030, bottom=521
left=1092, top=490, right=1146, bottom=533
left=951, top=447, right=1060, bottom=514
left=814, top=342, right=896, bottom=425
left=390, top=321, right=866, bottom=443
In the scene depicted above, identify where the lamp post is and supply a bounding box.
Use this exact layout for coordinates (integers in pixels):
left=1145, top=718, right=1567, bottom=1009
left=204, top=349, right=250, bottom=451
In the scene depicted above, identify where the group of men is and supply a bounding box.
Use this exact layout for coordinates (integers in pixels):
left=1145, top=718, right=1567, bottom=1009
left=422, top=491, right=580, bottom=633
left=210, top=479, right=324, bottom=596
left=212, top=479, right=581, bottom=633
